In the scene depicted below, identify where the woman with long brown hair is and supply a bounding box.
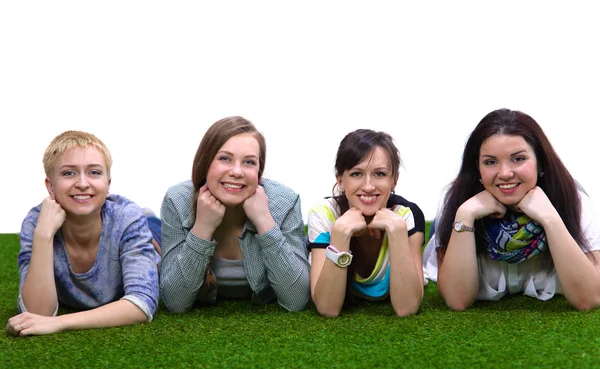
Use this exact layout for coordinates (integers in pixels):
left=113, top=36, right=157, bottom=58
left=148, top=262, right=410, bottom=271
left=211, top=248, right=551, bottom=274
left=159, top=116, right=310, bottom=312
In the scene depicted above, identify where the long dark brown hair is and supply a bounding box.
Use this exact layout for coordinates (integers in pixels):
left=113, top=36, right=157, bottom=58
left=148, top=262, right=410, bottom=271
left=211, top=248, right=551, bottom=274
left=436, top=108, right=590, bottom=272
left=331, top=129, right=401, bottom=299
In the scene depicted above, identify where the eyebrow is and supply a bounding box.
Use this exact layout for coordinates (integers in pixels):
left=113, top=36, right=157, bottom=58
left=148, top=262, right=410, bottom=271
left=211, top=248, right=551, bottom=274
left=217, top=151, right=259, bottom=159
left=481, top=149, right=529, bottom=159
left=58, top=164, right=105, bottom=169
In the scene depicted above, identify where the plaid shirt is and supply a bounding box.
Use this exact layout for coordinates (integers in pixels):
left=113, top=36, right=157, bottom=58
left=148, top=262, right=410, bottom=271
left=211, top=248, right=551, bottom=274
left=159, top=179, right=310, bottom=312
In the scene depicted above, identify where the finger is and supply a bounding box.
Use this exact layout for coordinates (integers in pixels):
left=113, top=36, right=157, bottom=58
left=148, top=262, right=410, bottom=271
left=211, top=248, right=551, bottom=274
left=374, top=229, right=381, bottom=240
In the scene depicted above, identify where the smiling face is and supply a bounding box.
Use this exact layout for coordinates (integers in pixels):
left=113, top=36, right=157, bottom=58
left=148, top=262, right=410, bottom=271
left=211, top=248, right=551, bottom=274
left=45, top=146, right=111, bottom=217
left=337, top=146, right=397, bottom=216
left=478, top=134, right=539, bottom=206
left=206, top=133, right=261, bottom=207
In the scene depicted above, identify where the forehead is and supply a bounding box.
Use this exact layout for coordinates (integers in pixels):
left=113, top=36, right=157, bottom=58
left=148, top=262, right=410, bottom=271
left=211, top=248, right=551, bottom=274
left=54, top=146, right=107, bottom=167
left=354, top=146, right=391, bottom=168
left=219, top=133, right=260, bottom=155
left=480, top=134, right=535, bottom=156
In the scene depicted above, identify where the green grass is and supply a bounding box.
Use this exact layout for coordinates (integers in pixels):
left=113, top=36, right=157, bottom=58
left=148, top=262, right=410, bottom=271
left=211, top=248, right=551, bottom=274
left=2, top=231, right=600, bottom=369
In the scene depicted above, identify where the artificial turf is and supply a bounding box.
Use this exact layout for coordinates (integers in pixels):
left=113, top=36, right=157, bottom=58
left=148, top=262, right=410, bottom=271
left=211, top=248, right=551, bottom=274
left=1, top=232, right=600, bottom=369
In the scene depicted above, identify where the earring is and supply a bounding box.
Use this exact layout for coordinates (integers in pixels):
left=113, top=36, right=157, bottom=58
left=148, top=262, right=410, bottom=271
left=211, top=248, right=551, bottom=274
left=539, top=172, right=544, bottom=178
left=479, top=179, right=483, bottom=184
left=391, top=190, right=396, bottom=195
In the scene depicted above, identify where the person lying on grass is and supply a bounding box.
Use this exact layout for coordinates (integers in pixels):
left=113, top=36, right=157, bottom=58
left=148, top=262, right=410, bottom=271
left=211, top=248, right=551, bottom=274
left=6, top=131, right=160, bottom=337
left=308, top=129, right=425, bottom=317
left=422, top=108, right=600, bottom=311
left=159, top=116, right=310, bottom=313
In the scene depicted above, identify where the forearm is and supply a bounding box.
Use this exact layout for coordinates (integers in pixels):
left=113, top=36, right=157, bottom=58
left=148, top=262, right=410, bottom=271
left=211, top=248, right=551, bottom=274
left=438, top=233, right=479, bottom=311
left=160, top=232, right=215, bottom=313
left=388, top=232, right=423, bottom=317
left=312, top=262, right=348, bottom=317
left=21, top=232, right=58, bottom=315
left=58, top=300, right=148, bottom=332
left=259, top=226, right=310, bottom=311
left=544, top=218, right=600, bottom=310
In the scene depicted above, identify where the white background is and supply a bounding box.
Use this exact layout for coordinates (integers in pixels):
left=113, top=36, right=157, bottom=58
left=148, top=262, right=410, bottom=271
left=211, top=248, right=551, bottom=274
left=1, top=1, right=599, bottom=234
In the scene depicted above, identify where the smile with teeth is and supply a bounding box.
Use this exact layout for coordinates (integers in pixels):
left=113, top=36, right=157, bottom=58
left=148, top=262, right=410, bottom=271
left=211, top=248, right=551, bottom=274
left=72, top=195, right=92, bottom=202
left=222, top=183, right=245, bottom=191
left=358, top=195, right=378, bottom=204
left=498, top=184, right=518, bottom=189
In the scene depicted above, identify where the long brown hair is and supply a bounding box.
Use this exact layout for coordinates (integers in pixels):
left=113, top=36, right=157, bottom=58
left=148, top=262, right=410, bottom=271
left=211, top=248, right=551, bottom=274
left=191, top=116, right=266, bottom=214
left=331, top=129, right=401, bottom=299
left=436, top=108, right=590, bottom=272
left=191, top=116, right=266, bottom=291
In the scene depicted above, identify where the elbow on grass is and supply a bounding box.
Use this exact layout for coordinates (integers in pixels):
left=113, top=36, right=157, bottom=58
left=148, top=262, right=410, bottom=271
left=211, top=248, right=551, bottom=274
left=316, top=304, right=342, bottom=318
left=570, top=295, right=600, bottom=311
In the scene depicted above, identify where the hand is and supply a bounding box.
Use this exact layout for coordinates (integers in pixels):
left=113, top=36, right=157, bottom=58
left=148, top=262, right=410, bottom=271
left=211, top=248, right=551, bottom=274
left=35, top=197, right=66, bottom=239
left=332, top=208, right=368, bottom=240
left=458, top=190, right=507, bottom=222
left=193, top=184, right=226, bottom=240
left=514, top=186, right=558, bottom=225
left=243, top=186, right=275, bottom=234
left=6, top=312, right=63, bottom=337
left=368, top=208, right=407, bottom=240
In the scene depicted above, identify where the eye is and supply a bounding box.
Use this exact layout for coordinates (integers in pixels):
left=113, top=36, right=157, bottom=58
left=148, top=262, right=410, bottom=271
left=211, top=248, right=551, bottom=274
left=512, top=156, right=526, bottom=162
left=244, top=159, right=257, bottom=166
left=89, top=169, right=103, bottom=176
left=218, top=156, right=231, bottom=162
left=349, top=172, right=362, bottom=177
left=374, top=171, right=387, bottom=177
left=62, top=170, right=75, bottom=176
left=482, top=159, right=497, bottom=166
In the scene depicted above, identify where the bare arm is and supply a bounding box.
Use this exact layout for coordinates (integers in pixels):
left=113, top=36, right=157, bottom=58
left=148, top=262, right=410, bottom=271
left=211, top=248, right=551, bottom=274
left=437, top=212, right=479, bottom=311
left=7, top=300, right=147, bottom=337
left=310, top=208, right=365, bottom=317
left=389, top=229, right=424, bottom=316
left=518, top=187, right=600, bottom=310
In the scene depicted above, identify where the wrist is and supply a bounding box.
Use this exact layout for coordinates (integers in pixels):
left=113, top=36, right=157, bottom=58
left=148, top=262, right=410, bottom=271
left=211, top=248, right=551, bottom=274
left=191, top=222, right=217, bottom=241
left=455, top=208, right=475, bottom=226
left=255, top=215, right=275, bottom=235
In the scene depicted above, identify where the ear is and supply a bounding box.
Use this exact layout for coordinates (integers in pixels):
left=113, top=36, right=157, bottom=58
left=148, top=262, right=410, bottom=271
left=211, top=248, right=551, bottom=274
left=45, top=177, right=55, bottom=200
left=107, top=177, right=112, bottom=198
left=336, top=175, right=344, bottom=193
left=392, top=173, right=399, bottom=191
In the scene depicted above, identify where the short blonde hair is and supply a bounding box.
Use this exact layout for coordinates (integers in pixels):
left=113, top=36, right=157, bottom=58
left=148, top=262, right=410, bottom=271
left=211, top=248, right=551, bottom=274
left=43, top=131, right=113, bottom=176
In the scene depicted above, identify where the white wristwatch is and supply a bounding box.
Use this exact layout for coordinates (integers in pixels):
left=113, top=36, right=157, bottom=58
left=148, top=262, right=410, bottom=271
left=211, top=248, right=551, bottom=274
left=326, top=245, right=353, bottom=268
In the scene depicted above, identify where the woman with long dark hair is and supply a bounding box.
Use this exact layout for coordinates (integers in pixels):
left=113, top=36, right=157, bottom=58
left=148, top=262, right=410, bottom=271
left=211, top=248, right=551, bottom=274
left=159, top=116, right=310, bottom=313
left=423, top=108, right=600, bottom=310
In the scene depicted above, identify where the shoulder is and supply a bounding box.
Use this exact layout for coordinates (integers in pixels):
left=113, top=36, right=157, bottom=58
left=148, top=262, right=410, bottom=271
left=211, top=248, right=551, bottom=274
left=102, top=194, right=146, bottom=228
left=20, top=204, right=42, bottom=239
left=388, top=194, right=425, bottom=232
left=261, top=178, right=300, bottom=213
left=308, top=197, right=340, bottom=221
left=165, top=180, right=196, bottom=202
left=163, top=180, right=196, bottom=213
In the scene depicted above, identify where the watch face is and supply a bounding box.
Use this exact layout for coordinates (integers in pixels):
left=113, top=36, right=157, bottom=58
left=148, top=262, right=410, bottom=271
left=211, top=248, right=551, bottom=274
left=338, top=253, right=351, bottom=266
left=454, top=222, right=462, bottom=231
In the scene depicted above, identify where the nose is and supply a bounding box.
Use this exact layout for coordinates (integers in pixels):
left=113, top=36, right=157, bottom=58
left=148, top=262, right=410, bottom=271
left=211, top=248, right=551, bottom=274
left=229, top=162, right=243, bottom=178
left=362, top=176, right=375, bottom=192
left=75, top=174, right=90, bottom=189
left=498, top=162, right=514, bottom=180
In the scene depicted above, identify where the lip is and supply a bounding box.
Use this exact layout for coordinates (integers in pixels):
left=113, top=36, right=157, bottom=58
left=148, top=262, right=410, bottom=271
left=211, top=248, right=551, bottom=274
left=70, top=194, right=94, bottom=203
left=496, top=183, right=520, bottom=194
left=356, top=194, right=380, bottom=205
left=221, top=182, right=246, bottom=193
